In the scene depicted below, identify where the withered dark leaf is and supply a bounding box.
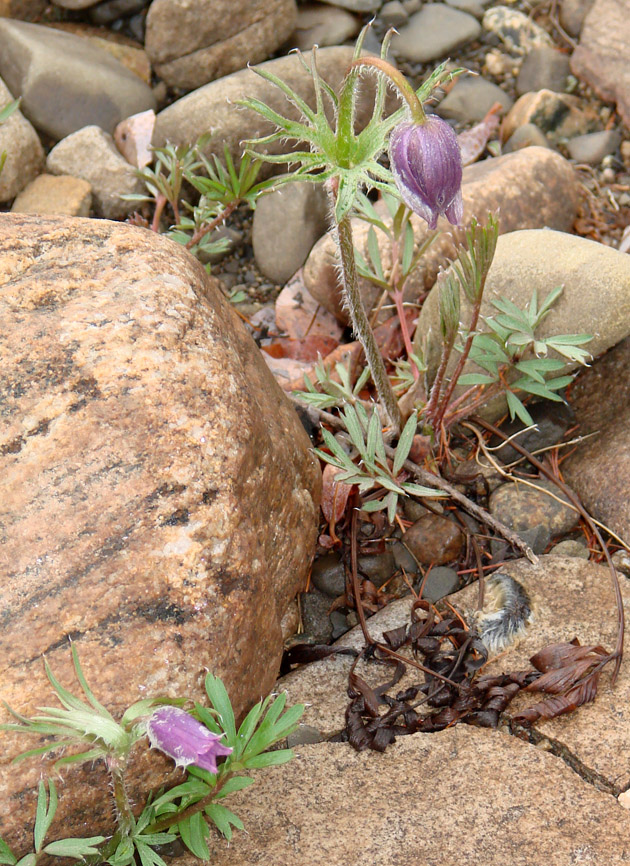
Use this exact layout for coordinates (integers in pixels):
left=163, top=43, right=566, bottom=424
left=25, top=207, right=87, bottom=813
left=284, top=643, right=358, bottom=666
left=529, top=640, right=608, bottom=672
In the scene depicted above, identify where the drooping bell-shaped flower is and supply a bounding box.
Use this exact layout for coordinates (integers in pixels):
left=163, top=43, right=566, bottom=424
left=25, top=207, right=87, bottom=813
left=146, top=706, right=232, bottom=773
left=389, top=115, right=464, bottom=230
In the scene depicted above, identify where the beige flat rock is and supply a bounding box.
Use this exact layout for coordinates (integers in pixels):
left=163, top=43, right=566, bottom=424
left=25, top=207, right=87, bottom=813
left=184, top=726, right=630, bottom=865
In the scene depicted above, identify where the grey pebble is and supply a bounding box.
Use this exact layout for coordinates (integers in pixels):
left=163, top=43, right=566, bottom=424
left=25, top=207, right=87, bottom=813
left=392, top=4, right=481, bottom=63
left=419, top=566, right=460, bottom=603
left=437, top=76, right=513, bottom=123
left=549, top=538, right=590, bottom=559
left=504, top=122, right=552, bottom=152
left=311, top=553, right=346, bottom=598
left=567, top=130, right=622, bottom=165
left=516, top=46, right=571, bottom=96
left=299, top=589, right=333, bottom=644
left=286, top=725, right=324, bottom=747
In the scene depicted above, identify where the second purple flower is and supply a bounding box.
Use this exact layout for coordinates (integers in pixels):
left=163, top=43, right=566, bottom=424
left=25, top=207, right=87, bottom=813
left=146, top=706, right=233, bottom=773
left=389, top=115, right=464, bottom=230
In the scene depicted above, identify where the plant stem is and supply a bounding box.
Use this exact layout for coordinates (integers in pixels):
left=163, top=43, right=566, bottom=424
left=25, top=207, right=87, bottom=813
left=151, top=193, right=167, bottom=233
left=431, top=293, right=484, bottom=432
left=146, top=772, right=233, bottom=833
left=329, top=182, right=402, bottom=435
left=185, top=200, right=239, bottom=250
left=423, top=335, right=455, bottom=424
left=109, top=757, right=135, bottom=840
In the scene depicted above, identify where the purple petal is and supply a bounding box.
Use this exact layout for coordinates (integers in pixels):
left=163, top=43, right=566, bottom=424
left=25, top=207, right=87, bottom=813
left=147, top=707, right=232, bottom=771
left=389, top=115, right=463, bottom=230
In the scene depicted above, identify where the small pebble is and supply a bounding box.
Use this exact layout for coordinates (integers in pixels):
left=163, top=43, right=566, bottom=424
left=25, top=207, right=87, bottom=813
left=287, top=725, right=323, bottom=747
left=549, top=538, right=590, bottom=559
left=418, top=566, right=460, bottom=602
left=612, top=549, right=630, bottom=577
left=330, top=609, right=350, bottom=640
left=567, top=130, right=622, bottom=165
left=311, top=553, right=346, bottom=598
left=402, top=514, right=464, bottom=565
left=299, top=589, right=333, bottom=644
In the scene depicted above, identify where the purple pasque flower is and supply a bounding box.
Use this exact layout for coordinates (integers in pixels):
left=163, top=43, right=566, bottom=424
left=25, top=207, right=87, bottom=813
left=146, top=706, right=232, bottom=773
left=389, top=115, right=464, bottom=230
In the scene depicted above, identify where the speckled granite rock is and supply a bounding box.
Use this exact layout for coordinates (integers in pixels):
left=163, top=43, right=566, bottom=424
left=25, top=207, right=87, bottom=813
left=571, top=0, right=630, bottom=127
left=563, top=336, right=630, bottom=544
left=145, top=0, right=297, bottom=89
left=182, top=726, right=630, bottom=865
left=0, top=213, right=320, bottom=851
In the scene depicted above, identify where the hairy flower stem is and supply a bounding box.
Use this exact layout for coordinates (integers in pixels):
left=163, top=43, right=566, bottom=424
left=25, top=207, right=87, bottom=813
left=109, top=757, right=135, bottom=840
left=330, top=183, right=402, bottom=435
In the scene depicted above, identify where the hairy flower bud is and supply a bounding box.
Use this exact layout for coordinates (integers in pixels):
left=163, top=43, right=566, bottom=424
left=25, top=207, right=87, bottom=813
left=389, top=116, right=464, bottom=230
left=146, top=706, right=232, bottom=773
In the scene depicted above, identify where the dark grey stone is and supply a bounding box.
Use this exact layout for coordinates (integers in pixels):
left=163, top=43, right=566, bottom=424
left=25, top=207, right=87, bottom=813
left=437, top=76, right=513, bottom=124
left=299, top=589, right=333, bottom=644
left=516, top=46, right=571, bottom=96
left=418, top=566, right=460, bottom=602
left=311, top=553, right=346, bottom=598
left=286, top=725, right=323, bottom=747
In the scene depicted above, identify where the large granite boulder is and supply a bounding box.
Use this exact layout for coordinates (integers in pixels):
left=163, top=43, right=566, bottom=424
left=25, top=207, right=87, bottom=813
left=0, top=214, right=320, bottom=850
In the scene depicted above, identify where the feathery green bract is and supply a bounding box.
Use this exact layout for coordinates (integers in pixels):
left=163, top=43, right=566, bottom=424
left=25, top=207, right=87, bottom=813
left=240, top=27, right=463, bottom=223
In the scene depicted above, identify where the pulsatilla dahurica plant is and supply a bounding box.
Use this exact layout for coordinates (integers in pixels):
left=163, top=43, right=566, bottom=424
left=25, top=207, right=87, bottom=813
left=240, top=28, right=466, bottom=436
left=0, top=646, right=303, bottom=865
left=242, top=25, right=591, bottom=452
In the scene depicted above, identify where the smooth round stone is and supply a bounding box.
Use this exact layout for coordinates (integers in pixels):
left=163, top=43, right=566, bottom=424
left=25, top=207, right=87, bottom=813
left=357, top=551, right=397, bottom=588
left=10, top=173, right=92, bottom=217
left=503, top=90, right=598, bottom=144
left=389, top=539, right=420, bottom=574
left=89, top=0, right=147, bottom=24
left=291, top=3, right=360, bottom=51
left=445, top=0, right=487, bottom=18
left=379, top=0, right=408, bottom=26
left=437, top=76, right=513, bottom=123
left=402, top=514, right=464, bottom=566
left=311, top=553, right=346, bottom=598
left=503, top=122, right=552, bottom=152
left=567, top=130, right=622, bottom=164
left=489, top=477, right=580, bottom=543
left=418, top=566, right=460, bottom=602
left=287, top=725, right=324, bottom=747
left=612, top=549, right=630, bottom=577
left=252, top=182, right=329, bottom=285
left=516, top=46, right=571, bottom=95
left=559, top=0, right=595, bottom=37
left=330, top=609, right=350, bottom=640
left=490, top=401, right=575, bottom=465
left=549, top=539, right=590, bottom=559
left=392, top=4, right=481, bottom=63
